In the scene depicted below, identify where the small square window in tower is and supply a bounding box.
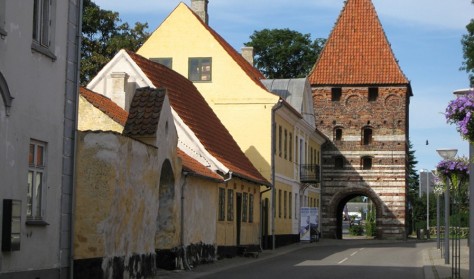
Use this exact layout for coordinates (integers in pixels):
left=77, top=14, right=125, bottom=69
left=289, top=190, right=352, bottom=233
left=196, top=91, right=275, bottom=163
left=331, top=88, right=342, bottom=101
left=362, top=127, right=373, bottom=145
left=368, top=87, right=378, bottom=102
left=334, top=127, right=343, bottom=141
left=362, top=157, right=372, bottom=170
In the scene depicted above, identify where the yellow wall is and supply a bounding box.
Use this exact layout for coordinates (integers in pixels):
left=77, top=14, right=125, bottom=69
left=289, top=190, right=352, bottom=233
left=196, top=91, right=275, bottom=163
left=78, top=95, right=124, bottom=132
left=137, top=3, right=279, bottom=181
left=216, top=178, right=261, bottom=246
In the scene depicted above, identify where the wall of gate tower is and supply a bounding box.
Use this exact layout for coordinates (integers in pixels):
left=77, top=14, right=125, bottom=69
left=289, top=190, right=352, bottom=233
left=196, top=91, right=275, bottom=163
left=312, top=86, right=409, bottom=239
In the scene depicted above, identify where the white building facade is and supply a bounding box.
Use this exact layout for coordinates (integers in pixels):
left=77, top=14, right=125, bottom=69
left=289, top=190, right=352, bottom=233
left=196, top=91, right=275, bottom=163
left=0, top=1, right=82, bottom=278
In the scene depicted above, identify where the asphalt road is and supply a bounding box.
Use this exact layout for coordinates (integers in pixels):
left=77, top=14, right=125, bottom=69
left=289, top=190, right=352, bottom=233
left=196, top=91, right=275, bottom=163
left=195, top=241, right=432, bottom=279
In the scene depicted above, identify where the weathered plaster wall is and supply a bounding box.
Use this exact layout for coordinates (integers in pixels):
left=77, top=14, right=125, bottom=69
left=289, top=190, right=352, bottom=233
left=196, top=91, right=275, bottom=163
left=77, top=96, right=124, bottom=132
left=183, top=175, right=219, bottom=245
left=74, top=131, right=160, bottom=276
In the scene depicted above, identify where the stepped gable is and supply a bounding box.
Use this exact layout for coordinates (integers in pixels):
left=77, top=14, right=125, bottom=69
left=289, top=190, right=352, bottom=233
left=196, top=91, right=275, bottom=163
left=126, top=50, right=270, bottom=186
left=123, top=87, right=166, bottom=137
left=177, top=149, right=224, bottom=182
left=308, top=0, right=409, bottom=85
left=79, top=86, right=128, bottom=126
left=181, top=3, right=267, bottom=90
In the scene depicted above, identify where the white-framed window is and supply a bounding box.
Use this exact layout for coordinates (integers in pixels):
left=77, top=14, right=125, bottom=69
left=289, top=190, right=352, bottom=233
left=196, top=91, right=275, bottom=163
left=0, top=0, right=7, bottom=37
left=32, top=0, right=56, bottom=60
left=27, top=140, right=46, bottom=220
left=188, top=57, right=212, bottom=81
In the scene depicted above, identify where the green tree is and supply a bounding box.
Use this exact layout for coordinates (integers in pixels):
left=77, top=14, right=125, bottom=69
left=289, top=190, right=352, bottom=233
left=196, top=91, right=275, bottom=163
left=81, top=0, right=150, bottom=84
left=244, top=28, right=325, bottom=79
left=406, top=140, right=420, bottom=235
left=461, top=0, right=474, bottom=86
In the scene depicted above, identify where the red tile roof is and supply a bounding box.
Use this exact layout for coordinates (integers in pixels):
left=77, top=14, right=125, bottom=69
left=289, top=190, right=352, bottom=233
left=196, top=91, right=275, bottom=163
left=177, top=149, right=224, bottom=182
left=123, top=87, right=166, bottom=137
left=79, top=87, right=129, bottom=126
left=308, top=0, right=409, bottom=86
left=126, top=50, right=270, bottom=187
left=182, top=3, right=267, bottom=91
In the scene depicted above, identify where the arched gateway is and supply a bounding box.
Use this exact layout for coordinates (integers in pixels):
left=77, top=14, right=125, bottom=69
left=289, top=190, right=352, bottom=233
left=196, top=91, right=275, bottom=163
left=308, top=0, right=412, bottom=239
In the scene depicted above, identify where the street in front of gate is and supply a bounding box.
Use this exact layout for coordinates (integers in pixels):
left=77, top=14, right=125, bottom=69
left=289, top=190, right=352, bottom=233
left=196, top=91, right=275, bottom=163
left=155, top=238, right=469, bottom=279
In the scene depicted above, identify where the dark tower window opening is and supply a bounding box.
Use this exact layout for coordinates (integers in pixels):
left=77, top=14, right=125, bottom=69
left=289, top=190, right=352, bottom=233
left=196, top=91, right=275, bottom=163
left=331, top=87, right=342, bottom=101
left=362, top=127, right=373, bottom=145
left=368, top=87, right=378, bottom=102
left=362, top=156, right=373, bottom=170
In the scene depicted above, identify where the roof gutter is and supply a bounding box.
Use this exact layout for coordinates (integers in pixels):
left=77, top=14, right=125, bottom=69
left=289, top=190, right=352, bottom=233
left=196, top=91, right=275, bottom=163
left=270, top=98, right=284, bottom=250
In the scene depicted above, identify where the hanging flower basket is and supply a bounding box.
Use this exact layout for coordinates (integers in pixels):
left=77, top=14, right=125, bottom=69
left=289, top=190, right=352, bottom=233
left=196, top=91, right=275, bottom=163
left=436, top=157, right=469, bottom=191
left=445, top=92, right=474, bottom=142
left=432, top=172, right=445, bottom=196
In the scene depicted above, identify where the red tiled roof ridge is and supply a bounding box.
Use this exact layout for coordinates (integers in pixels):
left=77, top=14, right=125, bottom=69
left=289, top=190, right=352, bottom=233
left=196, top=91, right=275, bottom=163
left=79, top=87, right=129, bottom=126
left=308, top=0, right=409, bottom=86
left=125, top=50, right=270, bottom=186
left=181, top=3, right=268, bottom=91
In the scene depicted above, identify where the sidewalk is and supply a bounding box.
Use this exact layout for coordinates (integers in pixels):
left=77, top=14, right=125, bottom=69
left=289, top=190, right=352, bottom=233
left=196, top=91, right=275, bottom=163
left=154, top=238, right=470, bottom=279
left=423, top=239, right=469, bottom=279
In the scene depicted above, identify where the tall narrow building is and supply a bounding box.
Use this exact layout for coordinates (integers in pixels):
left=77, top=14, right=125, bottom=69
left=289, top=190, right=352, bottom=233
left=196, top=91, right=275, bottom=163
left=308, top=0, right=412, bottom=239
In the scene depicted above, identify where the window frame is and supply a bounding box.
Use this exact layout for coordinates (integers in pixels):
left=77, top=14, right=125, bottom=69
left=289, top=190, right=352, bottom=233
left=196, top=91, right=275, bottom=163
left=0, top=0, right=6, bottom=37
left=31, top=0, right=56, bottom=60
left=289, top=132, right=293, bottom=162
left=188, top=57, right=212, bottom=82
left=242, top=192, right=248, bottom=222
left=284, top=129, right=287, bottom=159
left=218, top=188, right=225, bottom=221
left=150, top=57, right=173, bottom=69
left=278, top=189, right=282, bottom=218
left=27, top=140, right=47, bottom=223
left=226, top=189, right=234, bottom=221
left=278, top=125, right=282, bottom=157
left=249, top=194, right=254, bottom=223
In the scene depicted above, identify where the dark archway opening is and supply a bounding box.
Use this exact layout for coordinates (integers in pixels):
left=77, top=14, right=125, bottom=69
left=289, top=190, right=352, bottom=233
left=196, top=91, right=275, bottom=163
left=335, top=194, right=377, bottom=239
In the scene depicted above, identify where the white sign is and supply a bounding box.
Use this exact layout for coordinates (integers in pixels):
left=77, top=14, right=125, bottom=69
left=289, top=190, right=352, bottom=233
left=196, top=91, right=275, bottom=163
left=300, top=207, right=319, bottom=241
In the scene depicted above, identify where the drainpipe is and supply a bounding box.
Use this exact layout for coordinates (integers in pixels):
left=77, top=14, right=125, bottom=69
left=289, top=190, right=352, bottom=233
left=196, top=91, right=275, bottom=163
left=69, top=1, right=83, bottom=278
left=223, top=171, right=233, bottom=182
left=180, top=172, right=192, bottom=270
left=271, top=99, right=284, bottom=250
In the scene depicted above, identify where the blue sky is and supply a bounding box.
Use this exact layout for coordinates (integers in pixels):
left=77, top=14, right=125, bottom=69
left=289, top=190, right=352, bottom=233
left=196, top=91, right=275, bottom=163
left=95, top=0, right=474, bottom=172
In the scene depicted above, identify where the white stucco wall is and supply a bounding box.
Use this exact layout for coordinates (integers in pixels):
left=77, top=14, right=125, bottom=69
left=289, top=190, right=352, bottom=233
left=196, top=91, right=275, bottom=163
left=0, top=0, right=80, bottom=275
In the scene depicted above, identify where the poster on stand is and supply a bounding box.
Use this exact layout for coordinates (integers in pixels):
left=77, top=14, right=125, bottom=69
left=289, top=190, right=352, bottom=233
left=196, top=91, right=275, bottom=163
left=300, top=207, right=319, bottom=241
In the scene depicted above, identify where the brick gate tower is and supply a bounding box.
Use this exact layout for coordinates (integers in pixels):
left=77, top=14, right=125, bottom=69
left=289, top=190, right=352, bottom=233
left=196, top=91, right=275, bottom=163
left=308, top=0, right=412, bottom=239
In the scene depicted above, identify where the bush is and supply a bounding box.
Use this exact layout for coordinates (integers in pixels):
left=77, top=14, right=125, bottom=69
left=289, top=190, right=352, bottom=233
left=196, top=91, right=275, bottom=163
left=365, top=209, right=376, bottom=237
left=349, top=225, right=364, bottom=236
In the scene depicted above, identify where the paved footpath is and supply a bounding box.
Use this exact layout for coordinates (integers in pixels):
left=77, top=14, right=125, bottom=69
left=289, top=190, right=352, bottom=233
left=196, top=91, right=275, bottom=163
left=154, top=238, right=470, bottom=279
left=424, top=239, right=469, bottom=279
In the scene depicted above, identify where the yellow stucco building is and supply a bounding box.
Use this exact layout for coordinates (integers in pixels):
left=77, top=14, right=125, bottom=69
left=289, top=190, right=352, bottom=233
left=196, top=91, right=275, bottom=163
left=137, top=1, right=326, bottom=248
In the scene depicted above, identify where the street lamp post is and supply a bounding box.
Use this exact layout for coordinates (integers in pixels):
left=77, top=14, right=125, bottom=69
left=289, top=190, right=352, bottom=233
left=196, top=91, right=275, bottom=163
left=437, top=148, right=458, bottom=265
left=454, top=88, right=474, bottom=279
left=420, top=169, right=430, bottom=239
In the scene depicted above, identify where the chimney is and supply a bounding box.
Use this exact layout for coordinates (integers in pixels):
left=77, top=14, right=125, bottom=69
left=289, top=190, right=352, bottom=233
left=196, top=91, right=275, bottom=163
left=191, top=0, right=209, bottom=25
left=110, top=72, right=129, bottom=110
left=241, top=47, right=254, bottom=66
